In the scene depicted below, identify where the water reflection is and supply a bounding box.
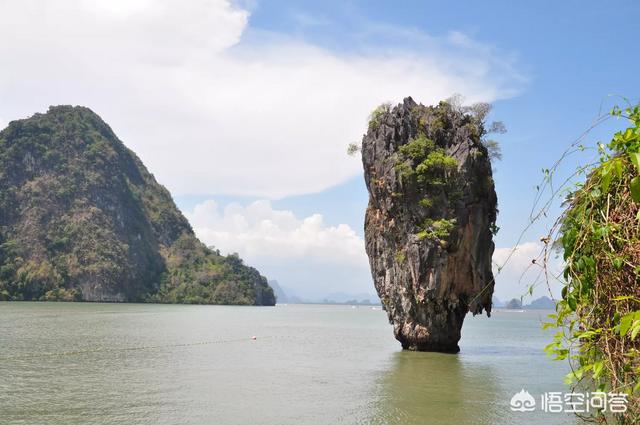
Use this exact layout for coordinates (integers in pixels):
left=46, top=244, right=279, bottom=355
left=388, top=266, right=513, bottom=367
left=369, top=310, right=580, bottom=425
left=370, top=350, right=507, bottom=425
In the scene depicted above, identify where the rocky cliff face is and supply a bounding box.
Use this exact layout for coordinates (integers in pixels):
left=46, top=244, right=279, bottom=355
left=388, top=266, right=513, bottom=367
left=362, top=97, right=497, bottom=353
left=0, top=106, right=275, bottom=305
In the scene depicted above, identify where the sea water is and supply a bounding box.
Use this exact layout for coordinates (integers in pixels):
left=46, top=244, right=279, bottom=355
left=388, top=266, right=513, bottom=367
left=0, top=303, right=575, bottom=424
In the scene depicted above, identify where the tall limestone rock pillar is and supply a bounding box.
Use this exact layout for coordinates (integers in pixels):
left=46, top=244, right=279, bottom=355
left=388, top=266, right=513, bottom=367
left=362, top=97, right=498, bottom=353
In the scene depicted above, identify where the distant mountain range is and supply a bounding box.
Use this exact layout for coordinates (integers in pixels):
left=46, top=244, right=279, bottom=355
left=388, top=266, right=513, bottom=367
left=269, top=280, right=380, bottom=305
left=271, top=284, right=555, bottom=309
left=494, top=296, right=556, bottom=310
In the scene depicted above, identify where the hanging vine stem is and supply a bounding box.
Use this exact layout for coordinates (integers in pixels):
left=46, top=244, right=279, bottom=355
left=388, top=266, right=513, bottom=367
left=469, top=112, right=609, bottom=308
left=469, top=100, right=640, bottom=424
left=533, top=102, right=640, bottom=424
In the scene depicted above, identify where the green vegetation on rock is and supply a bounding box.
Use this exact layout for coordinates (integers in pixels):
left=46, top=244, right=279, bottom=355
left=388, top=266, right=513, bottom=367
left=416, top=218, right=457, bottom=245
left=367, top=102, right=391, bottom=131
left=0, top=105, right=275, bottom=305
left=391, top=102, right=479, bottom=245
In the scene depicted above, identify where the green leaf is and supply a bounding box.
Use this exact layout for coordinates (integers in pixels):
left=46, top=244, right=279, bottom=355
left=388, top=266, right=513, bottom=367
left=631, top=176, right=640, bottom=203
left=623, top=127, right=636, bottom=142
left=583, top=255, right=595, bottom=270
left=567, top=296, right=577, bottom=312
left=544, top=342, right=559, bottom=353
left=579, top=330, right=600, bottom=339
left=593, top=361, right=604, bottom=379
left=630, top=152, right=640, bottom=172
left=632, top=322, right=640, bottom=340
left=613, top=157, right=624, bottom=178
left=620, top=313, right=635, bottom=336
left=600, top=168, right=612, bottom=193
left=555, top=349, right=569, bottom=360
left=613, top=257, right=623, bottom=269
left=564, top=372, right=575, bottom=385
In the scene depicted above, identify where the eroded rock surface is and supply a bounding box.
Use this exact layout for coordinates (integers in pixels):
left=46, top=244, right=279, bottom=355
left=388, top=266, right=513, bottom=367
left=362, top=97, right=497, bottom=353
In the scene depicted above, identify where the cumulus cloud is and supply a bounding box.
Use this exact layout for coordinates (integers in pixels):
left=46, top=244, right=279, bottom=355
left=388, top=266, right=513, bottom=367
left=186, top=200, right=566, bottom=301
left=187, top=200, right=367, bottom=266
left=492, top=241, right=563, bottom=300
left=186, top=200, right=372, bottom=298
left=0, top=0, right=525, bottom=198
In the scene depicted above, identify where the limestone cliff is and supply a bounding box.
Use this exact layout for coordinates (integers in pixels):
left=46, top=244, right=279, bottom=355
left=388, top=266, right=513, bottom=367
left=362, top=97, right=497, bottom=352
left=0, top=106, right=275, bottom=305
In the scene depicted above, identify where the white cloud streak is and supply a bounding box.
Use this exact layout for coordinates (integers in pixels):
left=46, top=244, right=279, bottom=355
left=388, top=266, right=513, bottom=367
left=0, top=0, right=525, bottom=198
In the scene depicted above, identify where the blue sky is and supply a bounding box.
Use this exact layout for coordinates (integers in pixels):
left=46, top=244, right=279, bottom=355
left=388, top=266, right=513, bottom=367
left=235, top=0, right=638, bottom=237
left=178, top=0, right=639, bottom=300
left=1, top=0, right=638, bottom=302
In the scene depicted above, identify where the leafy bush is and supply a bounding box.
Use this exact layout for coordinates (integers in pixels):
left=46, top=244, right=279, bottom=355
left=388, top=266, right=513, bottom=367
left=544, top=104, right=640, bottom=422
left=417, top=218, right=457, bottom=244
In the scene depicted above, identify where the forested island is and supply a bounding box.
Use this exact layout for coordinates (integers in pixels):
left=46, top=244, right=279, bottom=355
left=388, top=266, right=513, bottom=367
left=0, top=106, right=275, bottom=305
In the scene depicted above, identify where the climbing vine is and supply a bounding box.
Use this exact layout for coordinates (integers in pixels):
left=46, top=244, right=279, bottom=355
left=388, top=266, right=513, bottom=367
left=541, top=104, right=640, bottom=423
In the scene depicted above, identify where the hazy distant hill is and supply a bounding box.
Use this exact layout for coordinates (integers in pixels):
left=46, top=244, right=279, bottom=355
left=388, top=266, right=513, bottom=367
left=322, top=292, right=380, bottom=305
left=267, top=282, right=381, bottom=305
left=524, top=296, right=556, bottom=310
left=505, top=298, right=523, bottom=309
left=268, top=280, right=289, bottom=304
left=0, top=106, right=274, bottom=305
left=500, top=296, right=556, bottom=310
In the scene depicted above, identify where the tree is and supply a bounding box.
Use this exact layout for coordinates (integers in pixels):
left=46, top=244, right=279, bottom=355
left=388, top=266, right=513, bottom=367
left=347, top=143, right=360, bottom=156
left=448, top=94, right=506, bottom=163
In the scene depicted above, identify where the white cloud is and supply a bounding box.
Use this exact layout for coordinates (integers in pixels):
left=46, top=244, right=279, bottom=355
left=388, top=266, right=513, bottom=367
left=492, top=241, right=564, bottom=300
left=186, top=200, right=372, bottom=298
left=187, top=199, right=568, bottom=302
left=0, top=0, right=525, bottom=198
left=187, top=200, right=566, bottom=303
left=187, top=199, right=367, bottom=266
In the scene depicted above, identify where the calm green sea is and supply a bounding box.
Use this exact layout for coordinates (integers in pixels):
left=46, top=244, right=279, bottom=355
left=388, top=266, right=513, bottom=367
left=0, top=303, right=576, bottom=424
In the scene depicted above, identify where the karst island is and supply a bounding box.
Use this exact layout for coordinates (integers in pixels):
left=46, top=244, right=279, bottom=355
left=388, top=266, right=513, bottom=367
left=360, top=97, right=498, bottom=353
